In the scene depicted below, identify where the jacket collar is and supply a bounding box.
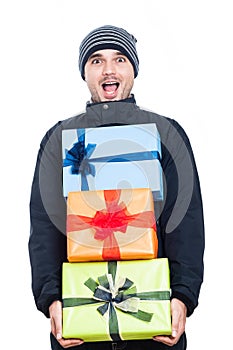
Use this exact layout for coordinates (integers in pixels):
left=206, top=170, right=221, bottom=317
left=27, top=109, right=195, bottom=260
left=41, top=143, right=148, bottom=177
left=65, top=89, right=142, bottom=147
left=86, top=94, right=136, bottom=108
left=84, top=94, right=139, bottom=126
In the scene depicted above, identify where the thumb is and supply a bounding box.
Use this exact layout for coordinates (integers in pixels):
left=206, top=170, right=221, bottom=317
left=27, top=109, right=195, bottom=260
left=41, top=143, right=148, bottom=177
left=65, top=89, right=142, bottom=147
left=49, top=301, right=63, bottom=340
left=172, top=328, right=178, bottom=338
left=170, top=298, right=187, bottom=338
left=54, top=313, right=62, bottom=340
left=171, top=314, right=178, bottom=338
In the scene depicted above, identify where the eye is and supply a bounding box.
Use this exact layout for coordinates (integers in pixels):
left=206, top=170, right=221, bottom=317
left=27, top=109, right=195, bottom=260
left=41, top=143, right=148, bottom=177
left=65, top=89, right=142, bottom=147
left=92, top=58, right=102, bottom=64
left=116, top=57, right=126, bottom=63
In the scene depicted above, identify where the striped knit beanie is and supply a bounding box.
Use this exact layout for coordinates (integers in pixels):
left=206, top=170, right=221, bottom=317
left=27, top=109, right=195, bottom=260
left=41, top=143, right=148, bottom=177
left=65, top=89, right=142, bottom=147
left=79, top=25, right=139, bottom=80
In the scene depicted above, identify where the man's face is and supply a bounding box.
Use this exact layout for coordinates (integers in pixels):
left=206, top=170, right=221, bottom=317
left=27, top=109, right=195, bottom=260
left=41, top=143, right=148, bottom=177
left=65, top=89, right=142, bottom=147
left=84, top=49, right=134, bottom=103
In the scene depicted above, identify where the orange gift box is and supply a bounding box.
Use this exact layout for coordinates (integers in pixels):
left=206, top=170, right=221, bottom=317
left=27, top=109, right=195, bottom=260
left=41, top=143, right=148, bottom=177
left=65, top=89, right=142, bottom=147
left=66, top=188, right=158, bottom=262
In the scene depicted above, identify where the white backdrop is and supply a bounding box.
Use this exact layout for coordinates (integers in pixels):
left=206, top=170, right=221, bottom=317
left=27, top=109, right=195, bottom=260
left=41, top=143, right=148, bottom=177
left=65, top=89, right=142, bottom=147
left=1, top=1, right=232, bottom=349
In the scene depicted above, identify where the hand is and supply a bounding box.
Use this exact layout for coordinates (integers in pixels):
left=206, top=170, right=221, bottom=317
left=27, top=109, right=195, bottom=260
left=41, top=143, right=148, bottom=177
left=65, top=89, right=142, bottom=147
left=153, top=298, right=187, bottom=346
left=49, top=300, right=84, bottom=348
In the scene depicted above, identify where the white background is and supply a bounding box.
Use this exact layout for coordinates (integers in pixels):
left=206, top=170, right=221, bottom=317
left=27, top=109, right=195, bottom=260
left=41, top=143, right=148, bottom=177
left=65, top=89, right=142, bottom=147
left=0, top=1, right=232, bottom=349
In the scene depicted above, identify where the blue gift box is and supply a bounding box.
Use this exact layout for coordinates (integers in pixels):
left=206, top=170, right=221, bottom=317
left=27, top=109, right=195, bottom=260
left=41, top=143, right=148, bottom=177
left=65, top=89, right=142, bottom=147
left=62, top=123, right=163, bottom=200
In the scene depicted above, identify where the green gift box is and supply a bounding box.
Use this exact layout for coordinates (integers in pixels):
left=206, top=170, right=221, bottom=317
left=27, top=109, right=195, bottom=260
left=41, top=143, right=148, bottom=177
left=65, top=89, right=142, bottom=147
left=62, top=258, right=172, bottom=342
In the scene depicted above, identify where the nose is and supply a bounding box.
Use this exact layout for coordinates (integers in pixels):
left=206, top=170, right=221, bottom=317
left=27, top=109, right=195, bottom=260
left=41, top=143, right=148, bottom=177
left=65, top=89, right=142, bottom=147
left=102, top=60, right=116, bottom=76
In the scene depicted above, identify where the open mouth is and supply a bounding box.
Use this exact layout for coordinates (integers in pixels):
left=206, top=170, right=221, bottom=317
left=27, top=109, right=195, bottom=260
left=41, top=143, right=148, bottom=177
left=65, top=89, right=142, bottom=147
left=102, top=81, right=120, bottom=94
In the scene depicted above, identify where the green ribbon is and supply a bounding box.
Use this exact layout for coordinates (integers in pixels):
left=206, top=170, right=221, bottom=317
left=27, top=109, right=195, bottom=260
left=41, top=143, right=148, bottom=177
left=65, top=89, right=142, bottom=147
left=63, top=261, right=170, bottom=341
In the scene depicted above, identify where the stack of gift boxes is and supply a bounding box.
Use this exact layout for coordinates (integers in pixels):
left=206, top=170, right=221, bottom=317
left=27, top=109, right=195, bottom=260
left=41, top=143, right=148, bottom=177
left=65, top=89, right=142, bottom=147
left=61, top=123, right=172, bottom=342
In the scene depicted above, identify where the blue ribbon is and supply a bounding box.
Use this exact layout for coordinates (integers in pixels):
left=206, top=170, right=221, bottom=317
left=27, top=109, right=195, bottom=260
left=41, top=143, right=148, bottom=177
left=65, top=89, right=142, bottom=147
left=63, top=128, right=161, bottom=190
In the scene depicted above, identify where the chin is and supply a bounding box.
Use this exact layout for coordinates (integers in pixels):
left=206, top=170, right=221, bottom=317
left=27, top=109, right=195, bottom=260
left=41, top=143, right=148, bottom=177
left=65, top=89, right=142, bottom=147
left=100, top=96, right=120, bottom=102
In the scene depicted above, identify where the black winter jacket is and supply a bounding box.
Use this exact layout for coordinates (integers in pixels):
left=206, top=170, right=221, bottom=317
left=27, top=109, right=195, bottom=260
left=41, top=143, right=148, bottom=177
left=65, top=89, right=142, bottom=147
left=28, top=97, right=205, bottom=318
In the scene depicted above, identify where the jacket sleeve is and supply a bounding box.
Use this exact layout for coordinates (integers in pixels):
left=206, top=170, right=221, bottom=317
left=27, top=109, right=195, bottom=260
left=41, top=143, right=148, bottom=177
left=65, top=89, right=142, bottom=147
left=28, top=122, right=67, bottom=318
left=159, top=119, right=205, bottom=316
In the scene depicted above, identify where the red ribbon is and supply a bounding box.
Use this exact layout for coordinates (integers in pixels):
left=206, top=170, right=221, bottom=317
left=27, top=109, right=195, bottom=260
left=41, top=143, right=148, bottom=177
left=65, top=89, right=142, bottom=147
left=67, top=190, right=156, bottom=260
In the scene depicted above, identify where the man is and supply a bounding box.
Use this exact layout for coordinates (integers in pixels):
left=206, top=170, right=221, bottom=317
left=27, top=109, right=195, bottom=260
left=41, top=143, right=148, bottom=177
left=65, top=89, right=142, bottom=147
left=29, top=25, right=204, bottom=350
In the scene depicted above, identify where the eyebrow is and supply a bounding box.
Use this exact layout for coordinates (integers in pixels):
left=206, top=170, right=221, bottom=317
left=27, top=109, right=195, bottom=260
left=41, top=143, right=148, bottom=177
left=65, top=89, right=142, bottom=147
left=88, top=53, right=103, bottom=60
left=88, top=51, right=126, bottom=61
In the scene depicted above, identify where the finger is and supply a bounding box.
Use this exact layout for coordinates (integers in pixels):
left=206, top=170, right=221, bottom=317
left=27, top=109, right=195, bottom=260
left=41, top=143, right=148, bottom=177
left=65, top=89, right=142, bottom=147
left=58, top=338, right=84, bottom=348
left=52, top=314, right=63, bottom=340
left=153, top=335, right=178, bottom=346
left=171, top=308, right=180, bottom=337
left=52, top=319, right=62, bottom=341
left=170, top=298, right=187, bottom=336
left=50, top=316, right=58, bottom=339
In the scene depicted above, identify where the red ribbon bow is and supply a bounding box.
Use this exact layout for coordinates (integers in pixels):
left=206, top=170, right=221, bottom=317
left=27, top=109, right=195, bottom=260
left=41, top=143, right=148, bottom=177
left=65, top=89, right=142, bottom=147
left=67, top=190, right=156, bottom=260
